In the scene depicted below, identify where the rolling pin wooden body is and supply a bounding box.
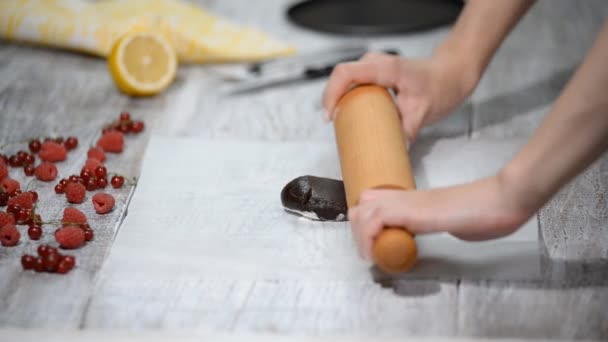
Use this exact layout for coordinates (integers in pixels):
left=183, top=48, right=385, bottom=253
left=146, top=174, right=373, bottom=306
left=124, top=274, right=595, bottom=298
left=334, top=85, right=417, bottom=274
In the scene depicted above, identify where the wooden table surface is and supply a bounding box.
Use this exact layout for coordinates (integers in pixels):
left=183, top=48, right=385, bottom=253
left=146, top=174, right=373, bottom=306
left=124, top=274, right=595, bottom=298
left=1, top=0, right=607, bottom=340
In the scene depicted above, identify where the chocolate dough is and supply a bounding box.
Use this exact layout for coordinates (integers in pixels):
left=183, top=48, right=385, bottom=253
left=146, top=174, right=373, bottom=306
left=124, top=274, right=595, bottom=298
left=280, top=175, right=347, bottom=221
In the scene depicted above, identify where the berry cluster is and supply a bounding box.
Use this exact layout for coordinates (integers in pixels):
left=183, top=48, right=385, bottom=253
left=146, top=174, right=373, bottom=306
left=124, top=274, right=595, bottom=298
left=0, top=136, right=78, bottom=182
left=103, top=112, right=145, bottom=135
left=6, top=191, right=40, bottom=225
left=21, top=245, right=75, bottom=274
left=0, top=111, right=143, bottom=275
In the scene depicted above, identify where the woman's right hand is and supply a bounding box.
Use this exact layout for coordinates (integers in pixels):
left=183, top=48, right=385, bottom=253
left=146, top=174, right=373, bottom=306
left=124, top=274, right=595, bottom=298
left=322, top=52, right=478, bottom=143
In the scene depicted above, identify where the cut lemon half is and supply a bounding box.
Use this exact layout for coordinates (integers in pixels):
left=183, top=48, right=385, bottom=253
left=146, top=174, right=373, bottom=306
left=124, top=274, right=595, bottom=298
left=108, top=32, right=177, bottom=96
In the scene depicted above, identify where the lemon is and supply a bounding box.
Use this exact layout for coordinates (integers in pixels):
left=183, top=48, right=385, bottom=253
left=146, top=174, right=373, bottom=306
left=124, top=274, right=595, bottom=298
left=108, top=31, right=177, bottom=96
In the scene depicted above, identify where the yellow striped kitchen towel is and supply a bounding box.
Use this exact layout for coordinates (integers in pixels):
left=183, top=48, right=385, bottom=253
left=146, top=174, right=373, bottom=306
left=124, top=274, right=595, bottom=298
left=0, top=0, right=296, bottom=63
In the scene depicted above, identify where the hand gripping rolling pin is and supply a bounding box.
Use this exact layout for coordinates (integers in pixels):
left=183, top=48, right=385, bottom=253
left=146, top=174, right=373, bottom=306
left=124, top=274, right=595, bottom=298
left=334, top=85, right=417, bottom=274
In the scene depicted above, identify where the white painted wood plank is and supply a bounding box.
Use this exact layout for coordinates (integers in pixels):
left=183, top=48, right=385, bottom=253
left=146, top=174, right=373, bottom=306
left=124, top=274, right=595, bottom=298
left=458, top=282, right=608, bottom=340
left=1, top=328, right=569, bottom=342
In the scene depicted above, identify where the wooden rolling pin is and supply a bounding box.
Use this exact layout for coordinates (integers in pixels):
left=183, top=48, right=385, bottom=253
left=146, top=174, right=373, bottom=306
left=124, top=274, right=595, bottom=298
left=334, top=85, right=417, bottom=274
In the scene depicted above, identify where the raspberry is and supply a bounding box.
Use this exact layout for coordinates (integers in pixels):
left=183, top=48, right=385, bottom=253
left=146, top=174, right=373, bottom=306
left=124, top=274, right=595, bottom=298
left=39, top=141, right=67, bottom=162
left=92, top=193, right=115, bottom=214
left=0, top=224, right=20, bottom=247
left=62, top=207, right=87, bottom=226
left=96, top=131, right=124, bottom=153
left=1, top=178, right=20, bottom=194
left=87, top=147, right=106, bottom=162
left=65, top=182, right=86, bottom=204
left=34, top=162, right=58, bottom=182
left=0, top=158, right=7, bottom=180
left=55, top=225, right=85, bottom=249
left=7, top=192, right=34, bottom=210
left=0, top=211, right=15, bottom=227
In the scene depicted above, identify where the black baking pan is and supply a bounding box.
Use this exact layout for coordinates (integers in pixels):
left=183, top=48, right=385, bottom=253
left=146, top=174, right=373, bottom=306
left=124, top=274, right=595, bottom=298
left=287, top=0, right=463, bottom=35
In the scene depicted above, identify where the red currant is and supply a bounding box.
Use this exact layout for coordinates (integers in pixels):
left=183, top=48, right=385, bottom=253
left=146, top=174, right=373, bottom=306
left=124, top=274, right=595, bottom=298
left=28, top=191, right=38, bottom=202
left=24, top=211, right=34, bottom=225
left=78, top=177, right=87, bottom=185
left=86, top=179, right=97, bottom=191
left=54, top=184, right=65, bottom=194
left=28, top=225, right=42, bottom=240
left=64, top=136, right=78, bottom=150
left=94, top=166, right=107, bottom=178
left=37, top=244, right=49, bottom=257
left=111, top=175, right=125, bottom=189
left=43, top=251, right=60, bottom=272
left=17, top=208, right=29, bottom=222
left=118, top=124, right=130, bottom=133
left=0, top=192, right=8, bottom=206
left=34, top=257, right=45, bottom=272
left=54, top=137, right=64, bottom=144
left=7, top=203, right=21, bottom=214
left=84, top=228, right=94, bottom=241
left=17, top=150, right=28, bottom=161
left=45, top=246, right=58, bottom=258
left=120, top=111, right=131, bottom=121
left=21, top=254, right=36, bottom=270
left=24, top=165, right=35, bottom=176
left=97, top=177, right=108, bottom=189
left=131, top=121, right=145, bottom=133
left=68, top=175, right=79, bottom=183
left=9, top=155, right=21, bottom=167
left=24, top=154, right=35, bottom=166
left=29, top=139, right=41, bottom=153
left=56, top=260, right=72, bottom=274
left=80, top=169, right=92, bottom=181
left=60, top=178, right=68, bottom=186
left=60, top=255, right=76, bottom=269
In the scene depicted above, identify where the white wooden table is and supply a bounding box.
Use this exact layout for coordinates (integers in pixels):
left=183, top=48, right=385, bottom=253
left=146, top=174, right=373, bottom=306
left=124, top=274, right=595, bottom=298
left=0, top=0, right=607, bottom=340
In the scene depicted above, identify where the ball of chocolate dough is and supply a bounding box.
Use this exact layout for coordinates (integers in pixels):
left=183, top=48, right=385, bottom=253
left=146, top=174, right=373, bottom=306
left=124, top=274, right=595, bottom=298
left=280, top=175, right=347, bottom=221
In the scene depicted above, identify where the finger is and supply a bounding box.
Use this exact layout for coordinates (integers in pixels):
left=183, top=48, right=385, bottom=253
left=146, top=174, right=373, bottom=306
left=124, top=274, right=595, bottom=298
left=361, top=190, right=444, bottom=236
left=360, top=51, right=398, bottom=64
left=396, top=96, right=429, bottom=145
left=356, top=205, right=386, bottom=260
left=322, top=59, right=400, bottom=121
